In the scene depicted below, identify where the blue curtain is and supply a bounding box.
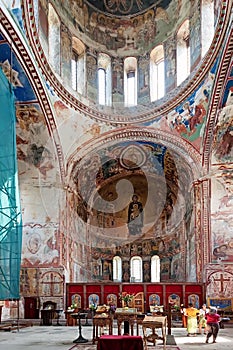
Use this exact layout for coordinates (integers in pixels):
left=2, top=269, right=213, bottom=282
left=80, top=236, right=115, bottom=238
left=0, top=67, right=22, bottom=299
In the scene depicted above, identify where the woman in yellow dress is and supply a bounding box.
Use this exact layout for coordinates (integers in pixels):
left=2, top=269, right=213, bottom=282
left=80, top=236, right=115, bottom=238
left=185, top=303, right=200, bottom=336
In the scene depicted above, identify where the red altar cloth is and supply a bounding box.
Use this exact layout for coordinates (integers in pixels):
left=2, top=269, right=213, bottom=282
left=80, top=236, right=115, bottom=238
left=97, top=335, right=143, bottom=350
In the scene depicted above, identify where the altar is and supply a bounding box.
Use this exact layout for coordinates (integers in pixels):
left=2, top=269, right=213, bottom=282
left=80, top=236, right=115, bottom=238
left=97, top=335, right=143, bottom=350
left=115, top=308, right=138, bottom=335
left=92, top=313, right=113, bottom=344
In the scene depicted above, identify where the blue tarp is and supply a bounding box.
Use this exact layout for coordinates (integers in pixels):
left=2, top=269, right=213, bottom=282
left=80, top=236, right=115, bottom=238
left=0, top=67, right=22, bottom=299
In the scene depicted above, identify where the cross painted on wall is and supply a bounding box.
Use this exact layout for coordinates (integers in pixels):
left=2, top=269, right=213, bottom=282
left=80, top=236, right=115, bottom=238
left=207, top=271, right=233, bottom=298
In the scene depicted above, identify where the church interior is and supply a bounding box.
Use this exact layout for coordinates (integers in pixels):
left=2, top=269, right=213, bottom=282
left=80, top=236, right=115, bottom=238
left=0, top=0, right=233, bottom=325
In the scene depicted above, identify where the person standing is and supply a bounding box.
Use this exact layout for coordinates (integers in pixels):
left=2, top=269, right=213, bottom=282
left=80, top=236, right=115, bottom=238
left=180, top=304, right=187, bottom=328
left=198, top=303, right=208, bottom=334
left=185, top=303, right=199, bottom=336
left=205, top=307, right=220, bottom=343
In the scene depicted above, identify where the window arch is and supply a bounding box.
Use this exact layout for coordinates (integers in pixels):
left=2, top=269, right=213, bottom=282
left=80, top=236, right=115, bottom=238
left=72, top=37, right=85, bottom=95
left=130, top=256, right=142, bottom=282
left=124, top=57, right=137, bottom=107
left=201, top=0, right=214, bottom=57
left=176, top=20, right=190, bottom=86
left=48, top=4, right=61, bottom=73
left=98, top=68, right=106, bottom=105
left=151, top=255, right=160, bottom=282
left=150, top=45, right=165, bottom=102
left=113, top=256, right=122, bottom=282
left=33, top=0, right=39, bottom=30
left=98, top=53, right=112, bottom=106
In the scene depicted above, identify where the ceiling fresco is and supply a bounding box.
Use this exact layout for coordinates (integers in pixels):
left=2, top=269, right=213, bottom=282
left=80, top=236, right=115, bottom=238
left=58, top=0, right=182, bottom=56
left=0, top=34, right=37, bottom=102
left=85, top=0, right=173, bottom=16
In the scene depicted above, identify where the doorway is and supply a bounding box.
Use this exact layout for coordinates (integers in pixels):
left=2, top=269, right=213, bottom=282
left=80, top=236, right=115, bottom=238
left=24, top=297, right=39, bottom=319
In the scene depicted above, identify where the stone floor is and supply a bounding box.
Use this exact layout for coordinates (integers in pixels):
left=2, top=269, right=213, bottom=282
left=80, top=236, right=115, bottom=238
left=0, top=320, right=232, bottom=350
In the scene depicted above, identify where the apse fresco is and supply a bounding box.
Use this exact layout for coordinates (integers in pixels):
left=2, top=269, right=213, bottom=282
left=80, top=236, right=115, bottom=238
left=69, top=139, right=188, bottom=282
left=90, top=233, right=183, bottom=282
left=72, top=140, right=182, bottom=233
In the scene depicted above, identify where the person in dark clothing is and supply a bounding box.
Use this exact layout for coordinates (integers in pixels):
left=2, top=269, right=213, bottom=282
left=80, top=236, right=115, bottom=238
left=205, top=307, right=220, bottom=343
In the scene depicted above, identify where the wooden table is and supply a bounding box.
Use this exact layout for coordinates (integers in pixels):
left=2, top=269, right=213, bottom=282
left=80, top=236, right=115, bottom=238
left=92, top=314, right=113, bottom=344
left=115, top=308, right=138, bottom=335
left=142, top=315, right=167, bottom=350
left=97, top=335, right=143, bottom=350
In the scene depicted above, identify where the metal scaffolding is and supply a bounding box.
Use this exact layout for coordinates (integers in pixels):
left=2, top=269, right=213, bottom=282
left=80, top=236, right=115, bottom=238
left=0, top=67, right=22, bottom=300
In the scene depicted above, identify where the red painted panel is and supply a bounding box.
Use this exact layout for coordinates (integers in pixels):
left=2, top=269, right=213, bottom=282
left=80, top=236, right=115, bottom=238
left=122, top=284, right=143, bottom=294
left=165, top=285, right=183, bottom=293
left=146, top=285, right=163, bottom=293
left=103, top=285, right=119, bottom=293
left=185, top=285, right=202, bottom=293
left=68, top=285, right=83, bottom=293
left=86, top=285, right=101, bottom=293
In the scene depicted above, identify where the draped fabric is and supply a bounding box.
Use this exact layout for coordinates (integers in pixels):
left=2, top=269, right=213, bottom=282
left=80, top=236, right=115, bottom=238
left=0, top=67, right=22, bottom=299
left=97, top=335, right=143, bottom=350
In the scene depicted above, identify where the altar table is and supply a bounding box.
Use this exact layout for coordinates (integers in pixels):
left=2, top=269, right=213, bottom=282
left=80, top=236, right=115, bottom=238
left=142, top=315, right=167, bottom=350
left=92, top=314, right=113, bottom=344
left=97, top=335, right=143, bottom=350
left=115, top=308, right=138, bottom=335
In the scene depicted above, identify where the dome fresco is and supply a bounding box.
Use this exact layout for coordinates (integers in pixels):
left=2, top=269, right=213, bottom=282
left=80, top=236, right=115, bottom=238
left=85, top=0, right=173, bottom=16
left=33, top=0, right=222, bottom=125
left=58, top=0, right=190, bottom=55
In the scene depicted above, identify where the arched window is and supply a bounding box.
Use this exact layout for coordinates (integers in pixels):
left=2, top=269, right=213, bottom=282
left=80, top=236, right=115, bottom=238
left=150, top=45, right=165, bottom=102
left=33, top=0, right=39, bottom=30
left=98, top=53, right=112, bottom=106
left=201, top=0, right=214, bottom=57
left=176, top=20, right=190, bottom=86
left=151, top=255, right=160, bottom=282
left=72, top=37, right=85, bottom=95
left=48, top=4, right=61, bottom=73
left=124, top=57, right=137, bottom=107
left=113, top=256, right=122, bottom=282
left=130, top=256, right=142, bottom=282
left=98, top=68, right=106, bottom=105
